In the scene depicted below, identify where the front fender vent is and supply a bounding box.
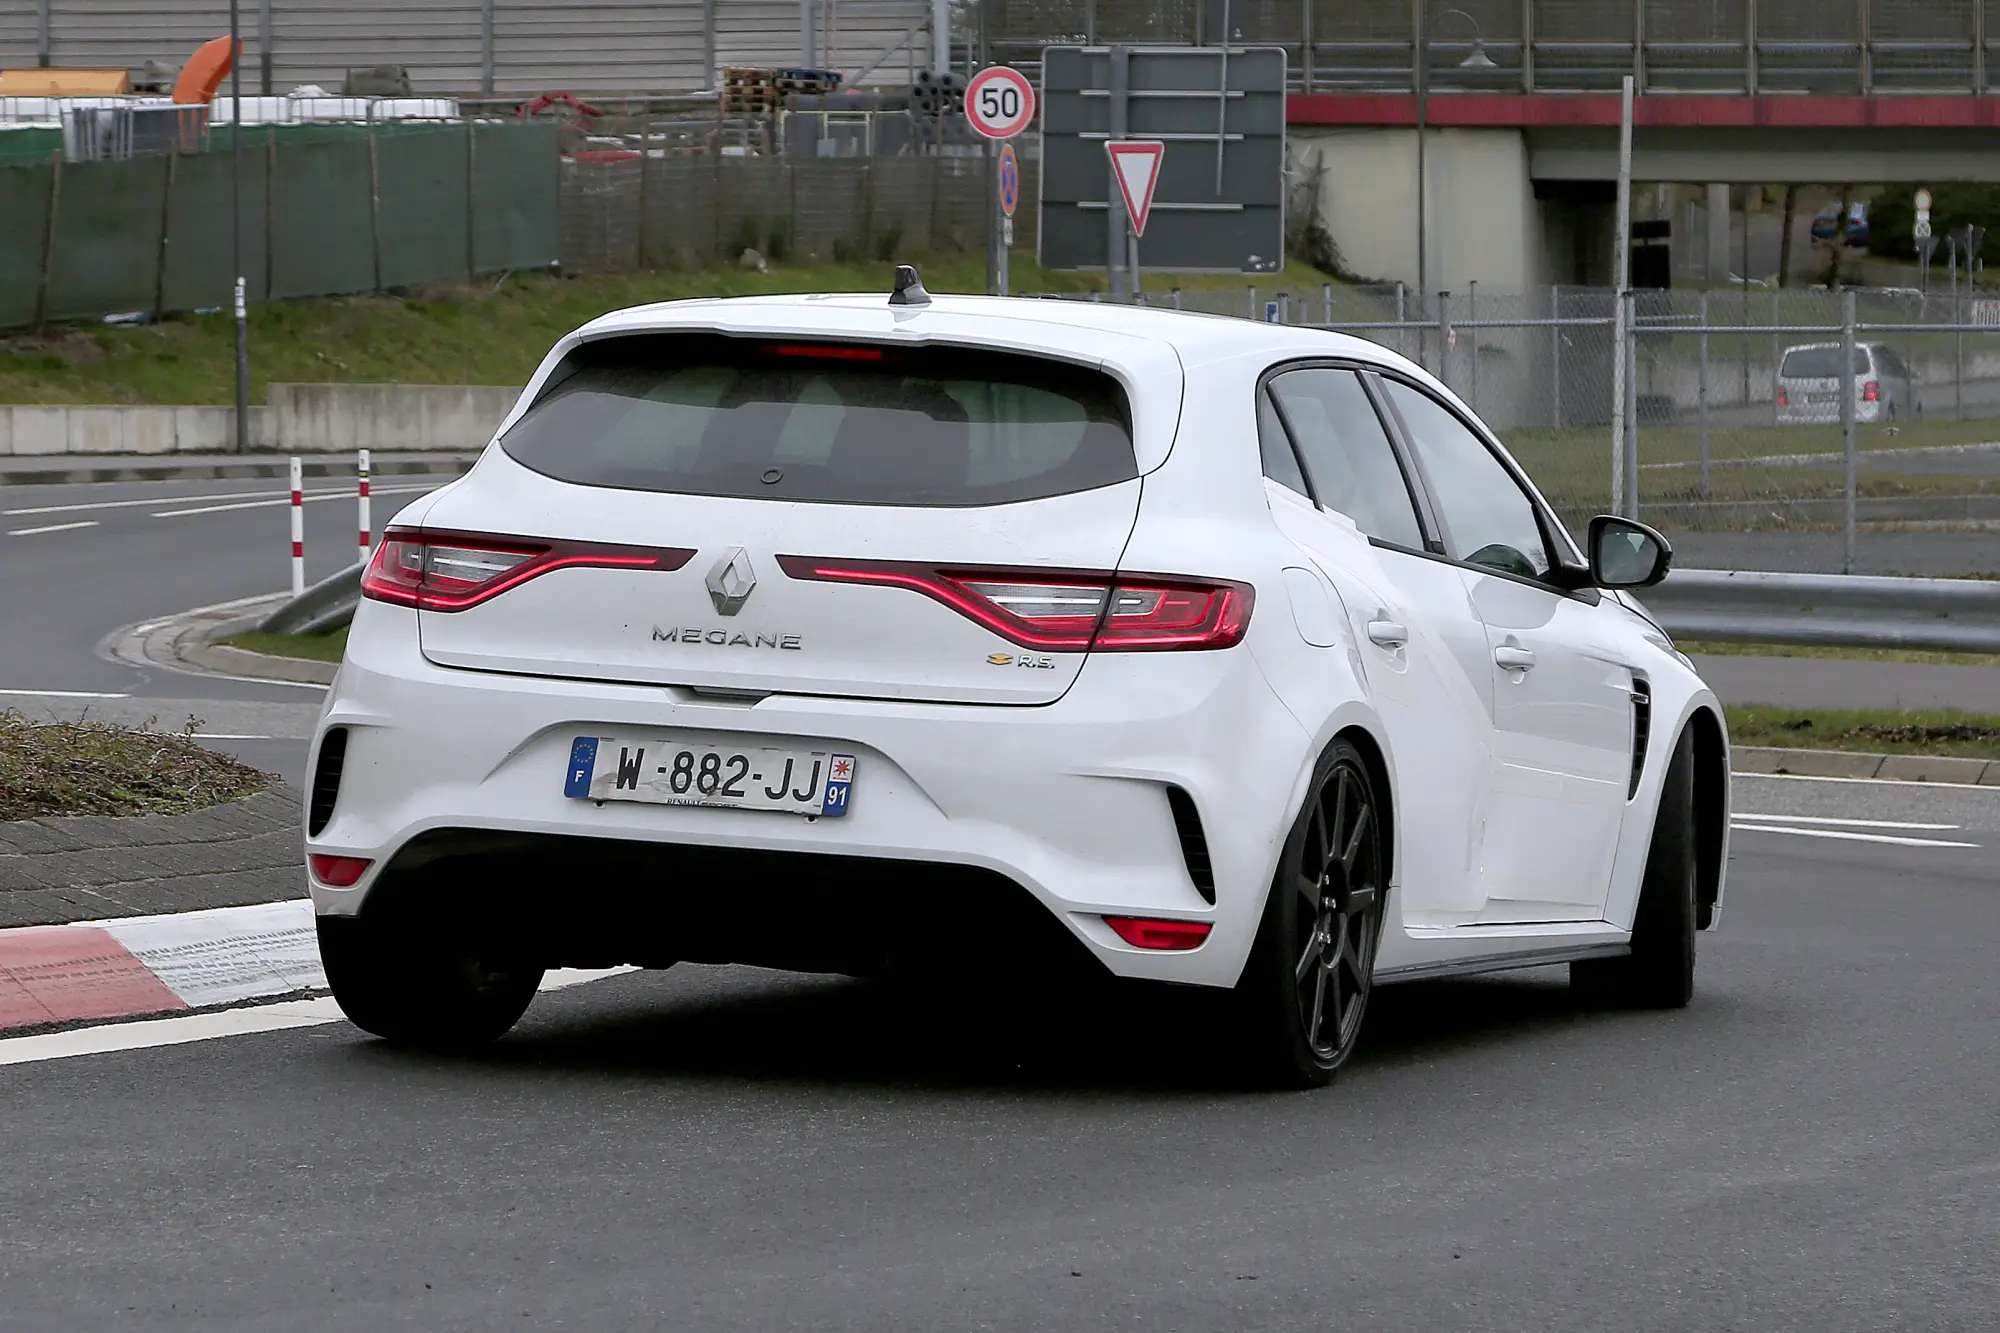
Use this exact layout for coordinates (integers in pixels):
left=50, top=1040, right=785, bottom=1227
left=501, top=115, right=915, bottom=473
left=1628, top=680, right=1652, bottom=800
left=1165, top=786, right=1216, bottom=904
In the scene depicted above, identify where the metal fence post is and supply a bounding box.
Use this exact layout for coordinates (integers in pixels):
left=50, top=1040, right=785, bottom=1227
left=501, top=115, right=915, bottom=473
left=1625, top=289, right=1640, bottom=518
left=34, top=152, right=61, bottom=325
left=1395, top=281, right=1408, bottom=361
left=1956, top=283, right=1966, bottom=421
left=1841, top=288, right=1857, bottom=574
left=1248, top=285, right=1257, bottom=320
left=1697, top=288, right=1710, bottom=497
left=1550, top=286, right=1562, bottom=430
left=1437, top=290, right=1453, bottom=393
left=1466, top=278, right=1479, bottom=415
left=1612, top=285, right=1629, bottom=515
left=1322, top=282, right=1331, bottom=324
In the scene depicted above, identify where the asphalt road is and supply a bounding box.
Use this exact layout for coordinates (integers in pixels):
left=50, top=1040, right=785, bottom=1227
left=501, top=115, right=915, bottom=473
left=0, top=475, right=450, bottom=786
left=2, top=772, right=1995, bottom=1331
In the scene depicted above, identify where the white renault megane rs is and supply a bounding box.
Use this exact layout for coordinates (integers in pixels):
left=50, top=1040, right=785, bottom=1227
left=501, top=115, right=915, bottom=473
left=306, top=268, right=1729, bottom=1087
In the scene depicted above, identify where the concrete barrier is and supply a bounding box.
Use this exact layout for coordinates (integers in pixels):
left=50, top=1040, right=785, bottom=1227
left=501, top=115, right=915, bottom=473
left=0, top=383, right=522, bottom=456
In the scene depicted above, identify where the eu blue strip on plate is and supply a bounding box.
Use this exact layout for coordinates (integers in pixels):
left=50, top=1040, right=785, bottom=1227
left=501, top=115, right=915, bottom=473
left=820, top=752, right=856, bottom=817
left=564, top=736, right=600, bottom=798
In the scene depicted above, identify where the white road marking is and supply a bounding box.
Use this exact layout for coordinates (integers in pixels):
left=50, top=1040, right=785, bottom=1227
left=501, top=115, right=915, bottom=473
left=1730, top=822, right=1980, bottom=849
left=0, top=967, right=633, bottom=1068
left=1736, top=771, right=2000, bottom=794
left=0, top=688, right=130, bottom=699
left=5, top=485, right=357, bottom=517
left=152, top=483, right=431, bottom=519
left=9, top=520, right=99, bottom=536
left=187, top=733, right=277, bottom=741
left=1732, top=812, right=1961, bottom=831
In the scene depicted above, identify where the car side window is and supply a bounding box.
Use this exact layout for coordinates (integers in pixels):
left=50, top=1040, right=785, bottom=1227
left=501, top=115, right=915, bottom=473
left=1265, top=368, right=1426, bottom=550
left=1256, top=388, right=1311, bottom=496
left=1381, top=379, right=1552, bottom=581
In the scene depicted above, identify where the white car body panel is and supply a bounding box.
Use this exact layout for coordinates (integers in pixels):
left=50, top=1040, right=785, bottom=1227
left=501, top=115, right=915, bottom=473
left=309, top=293, right=1730, bottom=993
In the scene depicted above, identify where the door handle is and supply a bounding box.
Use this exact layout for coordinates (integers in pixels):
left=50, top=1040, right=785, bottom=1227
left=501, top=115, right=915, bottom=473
left=1366, top=620, right=1409, bottom=648
left=1494, top=645, right=1537, bottom=671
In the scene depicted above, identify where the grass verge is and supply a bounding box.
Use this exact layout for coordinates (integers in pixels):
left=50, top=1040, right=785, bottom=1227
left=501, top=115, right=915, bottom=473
left=1682, top=640, right=2000, bottom=668
left=0, top=713, right=268, bottom=821
left=0, top=255, right=1337, bottom=406
left=221, top=627, right=349, bottom=664
left=1725, top=705, right=2000, bottom=760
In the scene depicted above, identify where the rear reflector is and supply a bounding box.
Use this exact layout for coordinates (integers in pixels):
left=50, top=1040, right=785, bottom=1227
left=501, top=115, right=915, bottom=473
left=362, top=530, right=694, bottom=612
left=775, top=557, right=1253, bottom=651
left=1104, top=916, right=1213, bottom=950
left=309, top=855, right=372, bottom=888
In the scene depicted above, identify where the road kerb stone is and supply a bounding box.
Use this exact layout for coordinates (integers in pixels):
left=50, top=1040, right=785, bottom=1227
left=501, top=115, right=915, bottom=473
left=1731, top=746, right=1886, bottom=778
left=1874, top=753, right=1994, bottom=784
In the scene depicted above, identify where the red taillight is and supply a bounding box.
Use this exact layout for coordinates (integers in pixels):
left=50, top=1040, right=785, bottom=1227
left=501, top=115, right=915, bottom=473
left=758, top=343, right=886, bottom=360
left=309, top=854, right=371, bottom=887
left=1104, top=916, right=1213, bottom=950
left=1863, top=380, right=1880, bottom=402
left=361, top=530, right=694, bottom=612
left=1777, top=386, right=1788, bottom=407
left=774, top=557, right=1254, bottom=651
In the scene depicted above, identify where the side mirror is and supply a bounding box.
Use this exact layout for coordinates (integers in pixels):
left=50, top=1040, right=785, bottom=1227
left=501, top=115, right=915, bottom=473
left=1587, top=515, right=1672, bottom=589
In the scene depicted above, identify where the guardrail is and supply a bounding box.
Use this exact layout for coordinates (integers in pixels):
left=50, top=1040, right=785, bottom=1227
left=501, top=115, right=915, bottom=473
left=1638, top=571, right=2000, bottom=653
left=259, top=562, right=363, bottom=637
left=252, top=564, right=2000, bottom=655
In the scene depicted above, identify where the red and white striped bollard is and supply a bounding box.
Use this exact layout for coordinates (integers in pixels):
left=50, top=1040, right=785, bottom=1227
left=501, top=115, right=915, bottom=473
left=357, top=449, right=372, bottom=559
left=289, top=456, right=305, bottom=597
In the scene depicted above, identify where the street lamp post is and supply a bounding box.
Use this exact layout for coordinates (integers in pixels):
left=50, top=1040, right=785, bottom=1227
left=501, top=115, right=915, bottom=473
left=1414, top=7, right=1495, bottom=312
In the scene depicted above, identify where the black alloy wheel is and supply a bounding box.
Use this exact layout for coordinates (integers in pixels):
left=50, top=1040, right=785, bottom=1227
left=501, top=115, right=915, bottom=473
left=1238, top=740, right=1388, bottom=1089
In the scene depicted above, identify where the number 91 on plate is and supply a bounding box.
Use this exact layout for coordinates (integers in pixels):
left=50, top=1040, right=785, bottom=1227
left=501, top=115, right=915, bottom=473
left=564, top=734, right=855, bottom=817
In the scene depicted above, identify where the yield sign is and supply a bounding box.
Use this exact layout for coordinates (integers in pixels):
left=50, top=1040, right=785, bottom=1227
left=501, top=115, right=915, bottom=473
left=1105, top=139, right=1166, bottom=237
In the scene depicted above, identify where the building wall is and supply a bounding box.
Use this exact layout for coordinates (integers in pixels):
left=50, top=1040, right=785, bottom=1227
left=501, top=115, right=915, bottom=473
left=1296, top=125, right=1547, bottom=294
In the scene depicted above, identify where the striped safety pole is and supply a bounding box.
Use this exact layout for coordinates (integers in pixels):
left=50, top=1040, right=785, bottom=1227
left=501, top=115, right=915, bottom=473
left=357, top=448, right=372, bottom=559
left=289, top=456, right=305, bottom=597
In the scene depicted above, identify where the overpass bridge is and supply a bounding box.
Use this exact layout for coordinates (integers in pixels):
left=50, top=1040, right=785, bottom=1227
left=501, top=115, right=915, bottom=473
left=1288, top=92, right=2000, bottom=295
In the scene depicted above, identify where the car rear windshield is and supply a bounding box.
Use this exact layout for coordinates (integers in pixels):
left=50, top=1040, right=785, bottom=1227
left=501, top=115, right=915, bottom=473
left=1781, top=346, right=1869, bottom=378
left=499, top=333, right=1138, bottom=507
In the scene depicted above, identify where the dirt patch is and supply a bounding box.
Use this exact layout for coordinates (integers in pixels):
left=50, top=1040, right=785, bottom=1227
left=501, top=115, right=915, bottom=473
left=0, top=712, right=267, bottom=822
left=1852, top=722, right=2000, bottom=746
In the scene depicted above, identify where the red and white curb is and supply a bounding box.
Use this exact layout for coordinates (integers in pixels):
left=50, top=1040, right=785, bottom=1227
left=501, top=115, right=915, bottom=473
left=0, top=899, right=322, bottom=1034
left=0, top=899, right=627, bottom=1067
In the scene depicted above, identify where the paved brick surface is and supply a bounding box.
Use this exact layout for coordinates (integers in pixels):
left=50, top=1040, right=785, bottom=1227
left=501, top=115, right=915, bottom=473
left=0, top=788, right=302, bottom=929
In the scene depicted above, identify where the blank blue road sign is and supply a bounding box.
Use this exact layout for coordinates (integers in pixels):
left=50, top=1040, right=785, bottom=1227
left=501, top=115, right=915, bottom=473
left=999, top=143, right=1020, bottom=218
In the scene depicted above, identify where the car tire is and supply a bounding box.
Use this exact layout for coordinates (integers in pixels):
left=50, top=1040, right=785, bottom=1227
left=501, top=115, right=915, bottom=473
left=1571, top=726, right=1696, bottom=1010
left=1232, top=738, right=1388, bottom=1089
left=318, top=912, right=544, bottom=1049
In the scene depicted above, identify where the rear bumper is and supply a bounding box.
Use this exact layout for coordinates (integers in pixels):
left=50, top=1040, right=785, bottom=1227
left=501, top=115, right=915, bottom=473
left=305, top=601, right=1314, bottom=988
left=1775, top=399, right=1885, bottom=425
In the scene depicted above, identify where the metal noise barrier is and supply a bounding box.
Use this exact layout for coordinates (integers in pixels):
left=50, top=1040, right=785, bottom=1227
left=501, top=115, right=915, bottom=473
left=1639, top=571, right=2000, bottom=654
left=259, top=562, right=364, bottom=637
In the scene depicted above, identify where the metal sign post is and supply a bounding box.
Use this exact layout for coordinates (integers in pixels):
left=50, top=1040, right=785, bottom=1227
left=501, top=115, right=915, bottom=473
left=997, top=142, right=1019, bottom=297
left=964, top=65, right=1035, bottom=298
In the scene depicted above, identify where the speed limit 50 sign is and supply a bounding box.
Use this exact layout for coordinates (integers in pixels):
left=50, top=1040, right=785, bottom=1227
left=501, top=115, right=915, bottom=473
left=965, top=66, right=1036, bottom=139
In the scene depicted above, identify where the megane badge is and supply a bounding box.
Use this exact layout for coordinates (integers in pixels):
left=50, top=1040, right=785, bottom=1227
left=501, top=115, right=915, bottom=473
left=705, top=547, right=757, bottom=616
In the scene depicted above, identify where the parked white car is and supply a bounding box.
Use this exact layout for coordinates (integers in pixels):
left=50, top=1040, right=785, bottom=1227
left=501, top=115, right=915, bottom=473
left=305, top=270, right=1731, bottom=1088
left=1777, top=341, right=1915, bottom=424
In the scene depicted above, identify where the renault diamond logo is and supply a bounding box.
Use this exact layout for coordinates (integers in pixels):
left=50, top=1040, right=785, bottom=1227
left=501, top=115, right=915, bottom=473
left=705, top=547, right=757, bottom=616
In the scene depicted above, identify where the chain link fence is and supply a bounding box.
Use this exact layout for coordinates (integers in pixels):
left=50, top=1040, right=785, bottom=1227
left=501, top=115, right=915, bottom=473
left=1029, top=282, right=2000, bottom=577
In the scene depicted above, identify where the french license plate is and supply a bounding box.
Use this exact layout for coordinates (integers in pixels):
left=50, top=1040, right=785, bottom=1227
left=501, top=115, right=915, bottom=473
left=563, top=735, right=854, bottom=817
left=1806, top=392, right=1837, bottom=403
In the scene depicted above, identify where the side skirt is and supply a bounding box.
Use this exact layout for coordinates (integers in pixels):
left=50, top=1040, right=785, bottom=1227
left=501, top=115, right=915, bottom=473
left=1374, top=942, right=1631, bottom=986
